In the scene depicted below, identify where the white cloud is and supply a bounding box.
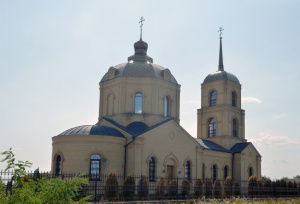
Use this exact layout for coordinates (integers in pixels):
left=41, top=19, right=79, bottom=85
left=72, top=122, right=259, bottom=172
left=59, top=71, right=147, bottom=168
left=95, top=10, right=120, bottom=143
left=242, top=97, right=262, bottom=104
left=249, top=132, right=300, bottom=146
left=272, top=113, right=286, bottom=119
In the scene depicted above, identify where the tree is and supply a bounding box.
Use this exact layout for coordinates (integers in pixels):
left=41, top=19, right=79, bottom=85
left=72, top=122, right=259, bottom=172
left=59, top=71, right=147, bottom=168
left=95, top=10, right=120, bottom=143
left=167, top=179, right=177, bottom=199
left=194, top=178, right=203, bottom=198
left=213, top=178, right=222, bottom=199
left=223, top=176, right=232, bottom=198
left=247, top=176, right=258, bottom=198
left=155, top=175, right=166, bottom=200
left=181, top=179, right=190, bottom=199
left=204, top=178, right=213, bottom=199
left=122, top=175, right=135, bottom=201
left=233, top=181, right=241, bottom=197
left=138, top=174, right=149, bottom=200
left=104, top=170, right=119, bottom=201
left=257, top=178, right=263, bottom=197
left=293, top=175, right=300, bottom=179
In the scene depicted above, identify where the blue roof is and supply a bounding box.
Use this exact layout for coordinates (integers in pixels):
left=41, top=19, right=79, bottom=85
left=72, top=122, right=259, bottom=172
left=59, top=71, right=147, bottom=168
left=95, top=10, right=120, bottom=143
left=195, top=139, right=232, bottom=153
left=230, top=142, right=251, bottom=153
left=58, top=125, right=125, bottom=138
left=195, top=139, right=251, bottom=154
left=103, top=118, right=172, bottom=138
left=126, top=122, right=149, bottom=134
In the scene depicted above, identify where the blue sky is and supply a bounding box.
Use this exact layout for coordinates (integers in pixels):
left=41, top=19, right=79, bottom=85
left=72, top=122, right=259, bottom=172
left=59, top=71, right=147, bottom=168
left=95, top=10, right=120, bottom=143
left=0, top=0, right=299, bottom=179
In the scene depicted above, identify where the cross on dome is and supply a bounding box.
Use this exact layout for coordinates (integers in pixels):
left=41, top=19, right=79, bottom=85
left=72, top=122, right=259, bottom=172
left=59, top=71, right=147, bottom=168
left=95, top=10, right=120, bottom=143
left=139, top=16, right=145, bottom=40
left=218, top=27, right=224, bottom=39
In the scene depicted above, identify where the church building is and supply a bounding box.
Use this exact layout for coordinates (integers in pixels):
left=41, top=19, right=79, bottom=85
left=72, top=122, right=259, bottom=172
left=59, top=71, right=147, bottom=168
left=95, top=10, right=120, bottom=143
left=51, top=26, right=261, bottom=185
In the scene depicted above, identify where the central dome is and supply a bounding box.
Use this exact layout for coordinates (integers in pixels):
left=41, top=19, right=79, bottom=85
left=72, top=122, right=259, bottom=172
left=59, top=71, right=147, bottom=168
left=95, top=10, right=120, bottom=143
left=100, top=39, right=178, bottom=84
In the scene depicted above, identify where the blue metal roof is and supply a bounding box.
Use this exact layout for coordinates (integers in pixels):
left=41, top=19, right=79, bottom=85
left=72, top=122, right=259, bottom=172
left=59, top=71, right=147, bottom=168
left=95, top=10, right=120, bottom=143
left=103, top=118, right=172, bottom=138
left=126, top=122, right=149, bottom=134
left=195, top=139, right=232, bottom=153
left=58, top=125, right=125, bottom=138
left=230, top=142, right=251, bottom=153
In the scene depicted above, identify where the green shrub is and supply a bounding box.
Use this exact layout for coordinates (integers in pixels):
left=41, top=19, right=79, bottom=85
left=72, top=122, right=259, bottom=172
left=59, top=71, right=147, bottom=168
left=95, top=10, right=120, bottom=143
left=223, top=176, right=232, bottom=198
left=104, top=170, right=119, bottom=201
left=213, top=178, right=222, bottom=199
left=1, top=148, right=90, bottom=203
left=247, top=175, right=258, bottom=198
left=155, top=175, right=166, bottom=200
left=168, top=179, right=177, bottom=199
left=233, top=181, right=241, bottom=197
left=138, top=174, right=149, bottom=200
left=181, top=179, right=190, bottom=199
left=122, top=175, right=135, bottom=201
left=194, top=178, right=203, bottom=198
left=204, top=178, right=213, bottom=199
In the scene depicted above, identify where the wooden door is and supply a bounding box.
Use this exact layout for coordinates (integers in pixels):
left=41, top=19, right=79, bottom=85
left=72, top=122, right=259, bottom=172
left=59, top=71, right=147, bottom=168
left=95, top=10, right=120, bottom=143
left=167, top=165, right=174, bottom=182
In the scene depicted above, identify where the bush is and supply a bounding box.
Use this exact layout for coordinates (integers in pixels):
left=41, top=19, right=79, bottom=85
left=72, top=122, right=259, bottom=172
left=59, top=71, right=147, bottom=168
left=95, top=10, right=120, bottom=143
left=1, top=148, right=90, bottom=203
left=194, top=178, right=203, bottom=198
left=168, top=179, right=177, bottom=199
left=204, top=178, right=213, bottom=199
left=233, top=181, right=241, bottom=197
left=181, top=179, right=190, bottom=199
left=138, top=174, right=149, bottom=200
left=104, top=170, right=119, bottom=201
left=213, top=178, right=222, bottom=199
left=155, top=175, right=166, bottom=200
left=122, top=175, right=135, bottom=201
left=247, top=175, right=258, bottom=198
left=223, top=176, right=232, bottom=198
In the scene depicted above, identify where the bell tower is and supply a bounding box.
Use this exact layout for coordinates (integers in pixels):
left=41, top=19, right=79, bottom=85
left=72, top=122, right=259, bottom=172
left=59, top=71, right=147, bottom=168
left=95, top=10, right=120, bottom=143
left=197, top=28, right=246, bottom=149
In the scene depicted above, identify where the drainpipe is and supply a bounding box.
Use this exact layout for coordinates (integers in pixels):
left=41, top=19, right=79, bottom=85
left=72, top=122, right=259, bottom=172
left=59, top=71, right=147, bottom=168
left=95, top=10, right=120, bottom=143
left=124, top=137, right=135, bottom=178
left=232, top=153, right=235, bottom=180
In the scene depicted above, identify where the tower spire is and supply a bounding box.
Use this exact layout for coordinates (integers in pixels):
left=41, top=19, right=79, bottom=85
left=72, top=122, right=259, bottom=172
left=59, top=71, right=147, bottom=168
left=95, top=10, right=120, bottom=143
left=139, top=16, right=145, bottom=41
left=218, top=27, right=224, bottom=71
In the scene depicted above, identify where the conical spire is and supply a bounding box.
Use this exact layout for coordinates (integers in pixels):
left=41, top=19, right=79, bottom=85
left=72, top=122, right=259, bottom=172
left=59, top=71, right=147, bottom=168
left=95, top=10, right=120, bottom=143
left=218, top=37, right=224, bottom=71
left=218, top=27, right=224, bottom=71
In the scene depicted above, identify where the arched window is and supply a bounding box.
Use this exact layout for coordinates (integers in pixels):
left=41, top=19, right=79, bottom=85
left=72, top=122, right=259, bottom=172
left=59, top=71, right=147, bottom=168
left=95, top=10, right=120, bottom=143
left=164, top=96, right=170, bottom=117
left=233, top=119, right=238, bottom=137
left=55, top=155, right=61, bottom=176
left=185, top=161, right=191, bottom=180
left=149, top=157, right=155, bottom=182
left=213, top=164, right=217, bottom=182
left=90, top=154, right=101, bottom=177
left=202, top=163, right=205, bottom=179
left=249, top=167, right=253, bottom=178
left=224, top=166, right=228, bottom=180
left=210, top=91, right=216, bottom=106
left=135, top=93, right=143, bottom=114
left=232, top=92, right=237, bottom=107
left=208, top=118, right=216, bottom=137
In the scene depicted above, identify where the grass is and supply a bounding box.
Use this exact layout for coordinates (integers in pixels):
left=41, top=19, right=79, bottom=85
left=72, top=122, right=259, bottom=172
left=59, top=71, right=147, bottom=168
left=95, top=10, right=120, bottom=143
left=180, top=197, right=300, bottom=204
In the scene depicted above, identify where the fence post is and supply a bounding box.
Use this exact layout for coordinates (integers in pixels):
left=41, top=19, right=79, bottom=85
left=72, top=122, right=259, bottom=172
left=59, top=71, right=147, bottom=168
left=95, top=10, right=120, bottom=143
left=94, top=174, right=97, bottom=203
left=177, top=176, right=179, bottom=201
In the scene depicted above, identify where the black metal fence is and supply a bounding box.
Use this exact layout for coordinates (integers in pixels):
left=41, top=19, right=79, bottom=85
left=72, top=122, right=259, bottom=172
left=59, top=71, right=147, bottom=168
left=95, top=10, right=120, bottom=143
left=1, top=170, right=300, bottom=202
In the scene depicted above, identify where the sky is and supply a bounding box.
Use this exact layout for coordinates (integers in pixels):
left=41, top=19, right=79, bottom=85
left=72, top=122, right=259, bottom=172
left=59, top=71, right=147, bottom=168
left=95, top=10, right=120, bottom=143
left=0, top=0, right=299, bottom=180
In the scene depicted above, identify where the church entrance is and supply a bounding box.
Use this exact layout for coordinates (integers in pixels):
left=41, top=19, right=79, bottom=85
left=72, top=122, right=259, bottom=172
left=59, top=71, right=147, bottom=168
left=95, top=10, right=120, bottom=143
left=167, top=165, right=174, bottom=184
